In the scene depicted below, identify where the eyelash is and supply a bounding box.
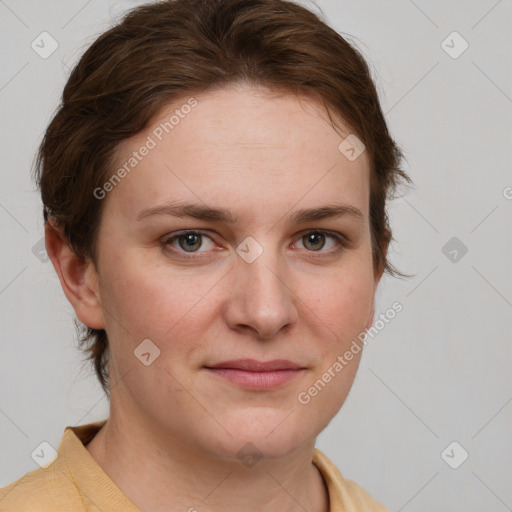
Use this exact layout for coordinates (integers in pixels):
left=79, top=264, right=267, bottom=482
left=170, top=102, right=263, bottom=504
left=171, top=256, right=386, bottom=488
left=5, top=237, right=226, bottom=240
left=162, top=229, right=347, bottom=260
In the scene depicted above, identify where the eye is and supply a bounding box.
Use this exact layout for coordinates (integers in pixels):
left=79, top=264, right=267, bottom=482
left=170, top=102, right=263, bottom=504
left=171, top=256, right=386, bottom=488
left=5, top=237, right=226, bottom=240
left=294, top=230, right=346, bottom=255
left=163, top=230, right=216, bottom=257
left=162, top=229, right=346, bottom=260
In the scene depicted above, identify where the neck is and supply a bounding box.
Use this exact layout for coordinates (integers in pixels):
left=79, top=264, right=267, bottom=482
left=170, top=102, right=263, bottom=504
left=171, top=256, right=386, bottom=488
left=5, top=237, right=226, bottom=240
left=86, top=411, right=330, bottom=512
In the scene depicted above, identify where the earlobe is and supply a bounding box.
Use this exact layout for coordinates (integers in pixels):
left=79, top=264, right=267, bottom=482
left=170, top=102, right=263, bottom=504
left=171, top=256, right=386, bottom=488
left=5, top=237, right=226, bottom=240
left=44, top=220, right=105, bottom=330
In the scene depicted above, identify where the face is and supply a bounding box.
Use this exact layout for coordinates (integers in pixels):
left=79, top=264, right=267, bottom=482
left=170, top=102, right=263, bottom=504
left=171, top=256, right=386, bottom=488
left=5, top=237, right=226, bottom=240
left=84, top=83, right=381, bottom=460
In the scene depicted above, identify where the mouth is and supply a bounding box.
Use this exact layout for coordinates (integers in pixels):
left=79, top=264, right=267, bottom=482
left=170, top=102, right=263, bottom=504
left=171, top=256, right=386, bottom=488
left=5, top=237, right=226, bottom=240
left=203, top=359, right=306, bottom=390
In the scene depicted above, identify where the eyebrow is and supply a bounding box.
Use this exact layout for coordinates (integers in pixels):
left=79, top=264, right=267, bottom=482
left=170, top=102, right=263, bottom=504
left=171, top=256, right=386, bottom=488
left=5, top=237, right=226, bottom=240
left=136, top=201, right=364, bottom=224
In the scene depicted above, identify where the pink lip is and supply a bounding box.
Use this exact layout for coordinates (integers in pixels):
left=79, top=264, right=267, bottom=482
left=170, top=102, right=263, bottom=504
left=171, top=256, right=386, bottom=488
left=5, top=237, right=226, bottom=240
left=204, top=359, right=305, bottom=390
left=208, top=359, right=302, bottom=371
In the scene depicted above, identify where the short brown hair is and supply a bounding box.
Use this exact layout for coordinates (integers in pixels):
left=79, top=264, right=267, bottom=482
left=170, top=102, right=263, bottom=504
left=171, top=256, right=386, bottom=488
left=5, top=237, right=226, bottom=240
left=34, top=0, right=412, bottom=396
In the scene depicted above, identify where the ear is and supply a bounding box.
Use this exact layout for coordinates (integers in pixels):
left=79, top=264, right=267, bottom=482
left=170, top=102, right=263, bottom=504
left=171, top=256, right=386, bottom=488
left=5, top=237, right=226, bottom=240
left=44, top=219, right=105, bottom=330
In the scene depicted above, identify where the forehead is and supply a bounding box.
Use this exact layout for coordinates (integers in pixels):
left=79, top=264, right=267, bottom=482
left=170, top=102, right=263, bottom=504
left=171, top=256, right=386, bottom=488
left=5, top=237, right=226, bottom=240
left=107, top=83, right=370, bottom=221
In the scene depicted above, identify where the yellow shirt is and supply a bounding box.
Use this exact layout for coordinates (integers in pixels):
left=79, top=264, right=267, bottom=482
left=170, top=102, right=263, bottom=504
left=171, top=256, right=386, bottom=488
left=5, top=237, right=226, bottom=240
left=0, top=421, right=388, bottom=511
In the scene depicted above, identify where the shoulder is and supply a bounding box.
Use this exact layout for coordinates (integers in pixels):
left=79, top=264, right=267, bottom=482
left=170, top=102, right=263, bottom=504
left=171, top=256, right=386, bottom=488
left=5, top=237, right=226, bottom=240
left=313, top=448, right=388, bottom=512
left=339, top=478, right=389, bottom=512
left=0, top=463, right=81, bottom=511
left=0, top=422, right=108, bottom=511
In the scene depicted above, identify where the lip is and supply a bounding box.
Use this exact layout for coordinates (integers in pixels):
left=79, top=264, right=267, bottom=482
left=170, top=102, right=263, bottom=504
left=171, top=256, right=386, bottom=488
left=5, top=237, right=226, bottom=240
left=207, top=359, right=303, bottom=371
left=204, top=359, right=305, bottom=390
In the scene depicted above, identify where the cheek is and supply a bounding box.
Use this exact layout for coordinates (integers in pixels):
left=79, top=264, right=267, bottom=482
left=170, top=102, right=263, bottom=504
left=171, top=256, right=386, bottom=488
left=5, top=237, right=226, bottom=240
left=301, top=268, right=374, bottom=415
left=298, top=277, right=371, bottom=425
left=97, top=251, right=226, bottom=379
left=311, top=269, right=375, bottom=350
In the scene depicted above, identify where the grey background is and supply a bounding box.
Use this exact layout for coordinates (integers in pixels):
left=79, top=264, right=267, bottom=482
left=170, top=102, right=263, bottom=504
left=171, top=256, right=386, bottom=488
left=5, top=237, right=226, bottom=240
left=1, top=1, right=511, bottom=511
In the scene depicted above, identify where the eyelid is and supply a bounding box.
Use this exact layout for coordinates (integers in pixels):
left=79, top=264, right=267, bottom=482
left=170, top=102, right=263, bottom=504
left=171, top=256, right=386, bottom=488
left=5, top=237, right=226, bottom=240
left=162, top=230, right=217, bottom=256
left=162, top=228, right=347, bottom=258
left=294, top=229, right=348, bottom=256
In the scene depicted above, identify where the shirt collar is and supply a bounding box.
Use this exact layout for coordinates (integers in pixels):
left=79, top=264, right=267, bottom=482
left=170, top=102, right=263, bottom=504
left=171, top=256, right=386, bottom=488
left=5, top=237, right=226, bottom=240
left=57, top=420, right=138, bottom=511
left=59, top=420, right=353, bottom=512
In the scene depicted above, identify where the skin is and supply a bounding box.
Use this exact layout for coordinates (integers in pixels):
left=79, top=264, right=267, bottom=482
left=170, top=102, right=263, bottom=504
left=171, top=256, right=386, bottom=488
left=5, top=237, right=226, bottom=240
left=46, top=82, right=387, bottom=512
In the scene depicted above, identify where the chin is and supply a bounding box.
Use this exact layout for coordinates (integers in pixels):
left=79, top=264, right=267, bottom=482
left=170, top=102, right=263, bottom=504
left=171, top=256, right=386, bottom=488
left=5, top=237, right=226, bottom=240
left=200, top=409, right=317, bottom=462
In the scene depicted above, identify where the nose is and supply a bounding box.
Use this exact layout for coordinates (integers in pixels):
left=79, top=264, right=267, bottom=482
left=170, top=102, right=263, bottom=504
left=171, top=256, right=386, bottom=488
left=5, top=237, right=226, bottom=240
left=222, top=248, right=299, bottom=340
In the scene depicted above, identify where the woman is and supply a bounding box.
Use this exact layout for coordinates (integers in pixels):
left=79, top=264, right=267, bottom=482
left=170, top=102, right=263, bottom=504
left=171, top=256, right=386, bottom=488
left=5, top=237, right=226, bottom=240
left=0, top=0, right=411, bottom=510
